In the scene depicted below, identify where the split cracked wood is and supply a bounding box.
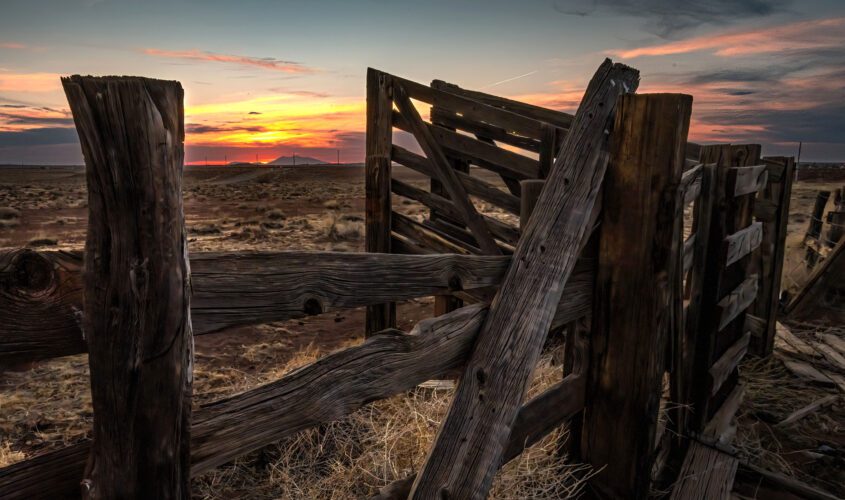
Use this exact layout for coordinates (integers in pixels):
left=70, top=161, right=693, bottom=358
left=408, top=59, right=640, bottom=500
left=63, top=75, right=192, bottom=499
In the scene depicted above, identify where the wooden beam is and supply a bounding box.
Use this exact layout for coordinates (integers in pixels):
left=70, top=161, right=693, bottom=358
left=519, top=179, right=545, bottom=229
left=724, top=221, right=763, bottom=266
left=428, top=107, right=542, bottom=153
left=392, top=147, right=520, bottom=217
left=581, top=93, right=692, bottom=499
left=703, top=383, right=745, bottom=440
left=0, top=250, right=517, bottom=364
left=717, top=275, right=759, bottom=331
left=63, top=75, right=192, bottom=499
left=709, top=331, right=750, bottom=396
left=785, top=237, right=845, bottom=318
left=670, top=441, right=738, bottom=500
left=728, top=164, right=768, bottom=196
left=392, top=110, right=539, bottom=180
left=365, top=68, right=396, bottom=336
left=392, top=82, right=501, bottom=254
left=409, top=59, right=640, bottom=500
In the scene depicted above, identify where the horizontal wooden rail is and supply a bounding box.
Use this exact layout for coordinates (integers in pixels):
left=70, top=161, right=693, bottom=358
left=709, top=331, right=750, bottom=396
left=717, top=275, right=759, bottom=330
left=429, top=107, right=542, bottom=153
left=391, top=211, right=476, bottom=255
left=392, top=145, right=521, bottom=215
left=393, top=110, right=539, bottom=180
left=728, top=164, right=768, bottom=196
left=724, top=221, right=763, bottom=266
left=391, top=74, right=546, bottom=139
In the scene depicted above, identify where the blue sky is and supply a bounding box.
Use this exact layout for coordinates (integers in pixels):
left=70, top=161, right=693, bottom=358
left=1, top=0, right=843, bottom=163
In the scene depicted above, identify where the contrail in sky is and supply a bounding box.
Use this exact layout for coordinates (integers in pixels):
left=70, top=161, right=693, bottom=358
left=482, top=70, right=539, bottom=89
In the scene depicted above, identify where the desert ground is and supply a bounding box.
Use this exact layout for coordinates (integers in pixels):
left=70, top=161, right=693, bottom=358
left=0, top=164, right=843, bottom=498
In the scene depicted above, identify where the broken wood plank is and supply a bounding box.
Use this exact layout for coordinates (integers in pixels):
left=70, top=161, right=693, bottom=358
left=728, top=164, right=768, bottom=196
left=704, top=383, right=746, bottom=441
left=776, top=322, right=818, bottom=356
left=781, top=358, right=835, bottom=385
left=365, top=68, right=396, bottom=335
left=392, top=145, right=520, bottom=215
left=724, top=221, right=763, bottom=267
left=710, top=331, right=751, bottom=396
left=63, top=75, right=192, bottom=499
left=409, top=59, right=640, bottom=500
left=821, top=333, right=845, bottom=357
left=785, top=237, right=845, bottom=318
left=392, top=82, right=501, bottom=254
left=718, top=275, right=759, bottom=331
left=812, top=341, right=845, bottom=371
left=775, top=394, right=838, bottom=427
left=670, top=441, right=738, bottom=500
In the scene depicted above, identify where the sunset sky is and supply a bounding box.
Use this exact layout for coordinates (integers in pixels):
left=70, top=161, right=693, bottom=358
left=1, top=0, right=843, bottom=164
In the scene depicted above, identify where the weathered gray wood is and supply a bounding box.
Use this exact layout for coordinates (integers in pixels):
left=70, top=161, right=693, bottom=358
left=724, top=221, right=763, bottom=266
left=776, top=394, right=838, bottom=427
left=392, top=145, right=521, bottom=215
left=718, top=275, right=759, bottom=330
left=393, top=110, right=539, bottom=180
left=390, top=178, right=520, bottom=245
left=670, top=441, right=738, bottom=500
left=0, top=249, right=85, bottom=364
left=0, top=250, right=518, bottom=363
left=428, top=107, right=542, bottom=153
left=365, top=68, right=396, bottom=335
left=63, top=75, right=192, bottom=499
left=709, top=331, right=750, bottom=396
left=392, top=211, right=475, bottom=255
left=392, top=82, right=501, bottom=254
left=581, top=93, right=691, bottom=499
left=703, top=383, right=745, bottom=440
left=409, top=59, right=640, bottom=500
left=430, top=79, right=574, bottom=131
left=754, top=198, right=777, bottom=222
left=729, top=164, right=768, bottom=196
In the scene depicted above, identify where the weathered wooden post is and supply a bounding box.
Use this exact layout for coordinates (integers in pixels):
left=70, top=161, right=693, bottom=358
left=519, top=179, right=545, bottom=229
left=805, top=190, right=831, bottom=268
left=580, top=93, right=692, bottom=499
left=62, top=76, right=192, bottom=499
left=409, top=59, right=639, bottom=500
left=365, top=68, right=396, bottom=335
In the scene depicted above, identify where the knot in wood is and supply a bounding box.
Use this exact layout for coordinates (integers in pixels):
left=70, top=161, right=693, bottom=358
left=10, top=250, right=56, bottom=296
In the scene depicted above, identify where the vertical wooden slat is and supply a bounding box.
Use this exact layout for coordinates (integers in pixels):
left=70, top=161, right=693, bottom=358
left=365, top=68, right=396, bottom=335
left=538, top=122, right=557, bottom=178
left=581, top=93, right=692, bottom=499
left=62, top=76, right=192, bottom=499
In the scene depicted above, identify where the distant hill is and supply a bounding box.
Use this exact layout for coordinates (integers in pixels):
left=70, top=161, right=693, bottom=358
left=266, top=155, right=327, bottom=166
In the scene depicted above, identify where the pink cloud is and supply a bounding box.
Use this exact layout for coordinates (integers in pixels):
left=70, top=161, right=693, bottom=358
left=611, top=17, right=845, bottom=58
left=0, top=42, right=27, bottom=49
left=142, top=48, right=316, bottom=74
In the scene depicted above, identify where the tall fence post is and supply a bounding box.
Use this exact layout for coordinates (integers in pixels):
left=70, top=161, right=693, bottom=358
left=805, top=190, right=831, bottom=268
left=365, top=68, right=396, bottom=335
left=63, top=76, right=192, bottom=499
left=581, top=93, right=692, bottom=499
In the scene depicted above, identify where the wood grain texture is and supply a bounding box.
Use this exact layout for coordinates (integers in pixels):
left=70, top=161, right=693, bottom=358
left=717, top=275, right=759, bottom=331
left=392, top=82, right=501, bottom=255
left=670, top=441, right=738, bottom=500
left=724, top=221, right=763, bottom=267
left=392, top=145, right=521, bottom=215
left=581, top=93, right=692, bottom=500
left=0, top=250, right=515, bottom=362
left=709, top=331, right=750, bottom=396
left=0, top=249, right=85, bottom=364
left=729, top=164, right=768, bottom=196
left=428, top=107, right=542, bottom=153
left=62, top=75, right=192, bottom=499
left=409, top=59, right=640, bottom=500
left=365, top=68, right=396, bottom=335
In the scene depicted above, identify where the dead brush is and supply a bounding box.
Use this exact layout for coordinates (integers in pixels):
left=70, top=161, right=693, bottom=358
left=327, top=213, right=364, bottom=242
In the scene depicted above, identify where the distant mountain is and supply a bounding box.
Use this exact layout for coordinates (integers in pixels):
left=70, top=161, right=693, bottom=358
left=266, top=155, right=328, bottom=166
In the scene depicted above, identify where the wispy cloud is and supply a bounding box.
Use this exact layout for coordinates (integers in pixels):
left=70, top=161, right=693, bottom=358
left=0, top=42, right=27, bottom=49
left=611, top=17, right=845, bottom=58
left=482, top=70, right=539, bottom=89
left=142, top=48, right=316, bottom=74
left=0, top=72, right=61, bottom=93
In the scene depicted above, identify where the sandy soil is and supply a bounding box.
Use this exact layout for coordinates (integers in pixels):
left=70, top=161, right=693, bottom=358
left=0, top=164, right=843, bottom=497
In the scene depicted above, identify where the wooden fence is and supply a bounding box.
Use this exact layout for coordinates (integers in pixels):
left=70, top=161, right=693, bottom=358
left=0, top=61, right=814, bottom=499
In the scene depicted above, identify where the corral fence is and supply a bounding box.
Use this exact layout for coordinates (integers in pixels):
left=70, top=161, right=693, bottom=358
left=0, top=60, right=829, bottom=499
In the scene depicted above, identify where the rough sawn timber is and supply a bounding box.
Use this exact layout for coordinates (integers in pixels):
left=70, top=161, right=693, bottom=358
left=62, top=75, right=192, bottom=500
left=408, top=59, right=640, bottom=500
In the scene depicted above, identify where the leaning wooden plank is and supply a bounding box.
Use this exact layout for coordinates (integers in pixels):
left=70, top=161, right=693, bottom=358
left=775, top=394, right=838, bottom=427
left=365, top=68, right=396, bottom=335
left=703, top=383, right=746, bottom=441
left=430, top=79, right=574, bottom=131
left=392, top=145, right=521, bottom=215
left=0, top=304, right=487, bottom=499
left=728, top=164, right=768, bottom=196
left=393, top=110, right=539, bottom=180
left=391, top=178, right=520, bottom=244
left=670, top=441, right=738, bottom=500
left=371, top=372, right=586, bottom=500
left=784, top=237, right=845, bottom=318
left=718, top=275, right=759, bottom=331
left=392, top=74, right=545, bottom=139
left=812, top=341, right=845, bottom=371
left=391, top=212, right=474, bottom=255
left=821, top=333, right=845, bottom=357
left=776, top=322, right=818, bottom=357
left=582, top=92, right=692, bottom=499
left=63, top=75, right=192, bottom=499
left=409, top=59, right=640, bottom=500
left=710, top=331, right=751, bottom=396
left=780, top=358, right=834, bottom=385
left=724, top=221, right=763, bottom=266
left=392, top=82, right=501, bottom=254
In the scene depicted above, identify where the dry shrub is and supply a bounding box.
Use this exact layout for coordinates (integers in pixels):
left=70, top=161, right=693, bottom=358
left=327, top=214, right=364, bottom=242
left=190, top=223, right=223, bottom=235
left=265, top=209, right=286, bottom=221
left=323, top=199, right=340, bottom=210
left=0, top=206, right=21, bottom=228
